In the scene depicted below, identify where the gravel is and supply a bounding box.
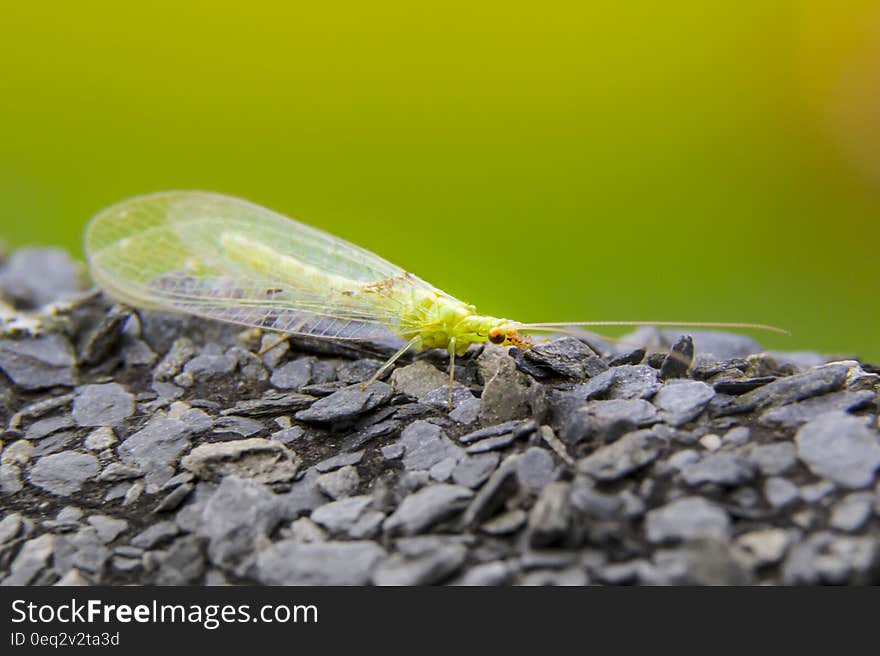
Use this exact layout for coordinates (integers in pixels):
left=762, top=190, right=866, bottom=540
left=1, top=248, right=878, bottom=586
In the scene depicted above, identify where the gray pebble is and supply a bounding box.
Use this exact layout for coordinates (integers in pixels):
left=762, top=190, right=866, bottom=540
left=829, top=492, right=875, bottom=533
left=680, top=452, right=756, bottom=487
left=0, top=464, right=23, bottom=495
left=795, top=411, right=880, bottom=488
left=118, top=417, right=192, bottom=487
left=72, top=383, right=135, bottom=427
left=782, top=531, right=878, bottom=584
left=212, top=415, right=264, bottom=437
left=256, top=540, right=386, bottom=585
left=131, top=520, right=180, bottom=549
left=384, top=484, right=473, bottom=535
left=763, top=477, right=800, bottom=509
left=294, top=382, right=393, bottom=424
left=316, top=465, right=360, bottom=499
left=398, top=420, right=464, bottom=471
left=563, top=399, right=658, bottom=445
left=748, top=443, right=798, bottom=476
left=390, top=360, right=448, bottom=398
left=1, top=533, right=55, bottom=585
left=759, top=390, right=875, bottom=429
left=527, top=481, right=571, bottom=547
left=373, top=539, right=467, bottom=585
left=315, top=450, right=364, bottom=473
left=182, top=350, right=237, bottom=381
left=181, top=438, right=301, bottom=484
left=311, top=495, right=384, bottom=539
left=451, top=453, right=499, bottom=488
left=645, top=496, right=731, bottom=543
left=269, top=358, right=312, bottom=391
left=653, top=380, right=715, bottom=427
left=0, top=247, right=81, bottom=307
left=465, top=433, right=515, bottom=454
left=0, top=334, right=76, bottom=390
left=29, top=451, right=100, bottom=496
left=197, top=476, right=285, bottom=573
left=516, top=447, right=556, bottom=491
left=25, top=415, right=74, bottom=440
left=578, top=429, right=663, bottom=482
left=87, top=515, right=129, bottom=543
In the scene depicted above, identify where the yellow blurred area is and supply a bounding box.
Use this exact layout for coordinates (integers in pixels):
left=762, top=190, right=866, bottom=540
left=1, top=1, right=878, bottom=359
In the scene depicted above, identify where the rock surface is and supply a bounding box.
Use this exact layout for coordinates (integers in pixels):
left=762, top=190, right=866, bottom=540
left=0, top=247, right=878, bottom=586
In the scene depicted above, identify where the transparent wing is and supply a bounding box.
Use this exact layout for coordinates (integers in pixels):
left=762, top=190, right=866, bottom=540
left=84, top=191, right=448, bottom=340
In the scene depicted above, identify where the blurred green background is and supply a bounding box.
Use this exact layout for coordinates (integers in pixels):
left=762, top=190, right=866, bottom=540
left=1, top=1, right=878, bottom=360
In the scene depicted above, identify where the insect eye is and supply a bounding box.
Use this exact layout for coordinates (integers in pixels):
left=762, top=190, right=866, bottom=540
left=488, top=329, right=506, bottom=345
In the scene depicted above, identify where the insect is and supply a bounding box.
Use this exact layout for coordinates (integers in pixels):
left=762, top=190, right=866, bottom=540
left=84, top=191, right=786, bottom=404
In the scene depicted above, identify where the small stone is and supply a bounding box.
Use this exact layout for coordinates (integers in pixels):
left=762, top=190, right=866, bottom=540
left=650, top=539, right=751, bottom=585
left=516, top=447, right=556, bottom=492
left=212, top=415, right=265, bottom=437
left=718, top=363, right=850, bottom=416
left=0, top=512, right=24, bottom=544
left=373, top=538, right=467, bottom=585
left=577, top=429, right=664, bottom=482
left=87, top=515, right=129, bottom=543
left=759, top=390, right=875, bottom=429
left=72, top=383, right=135, bottom=427
left=155, top=535, right=206, bottom=585
left=722, top=426, right=751, bottom=446
left=527, top=481, right=572, bottom=547
left=763, top=477, right=800, bottom=509
left=829, top=492, right=875, bottom=532
left=429, top=456, right=458, bottom=482
left=256, top=540, right=386, bottom=585
left=0, top=334, right=76, bottom=390
left=465, top=433, right=515, bottom=454
left=795, top=411, right=880, bottom=488
left=451, top=453, right=499, bottom=488
left=270, top=426, right=305, bottom=445
left=680, top=452, right=756, bottom=487
left=659, top=335, right=694, bottom=380
left=269, top=358, right=312, bottom=390
left=287, top=517, right=328, bottom=543
left=0, top=464, right=22, bottom=494
left=311, top=495, right=384, bottom=539
left=2, top=533, right=55, bottom=585
left=131, top=520, right=180, bottom=549
left=645, top=496, right=731, bottom=543
left=748, top=443, right=797, bottom=476
left=97, top=462, right=142, bottom=482
left=294, top=382, right=393, bottom=424
left=315, top=450, right=364, bottom=473
left=197, top=476, right=285, bottom=573
left=381, top=443, right=404, bottom=461
left=478, top=347, right=532, bottom=425
left=653, top=380, right=715, bottom=427
left=25, top=415, right=75, bottom=440
left=699, top=434, right=722, bottom=451
left=736, top=529, right=792, bottom=566
left=153, top=483, right=194, bottom=513
left=390, top=360, right=449, bottom=398
left=2, top=440, right=34, bottom=465
left=455, top=561, right=515, bottom=586
left=383, top=484, right=473, bottom=536
left=480, top=508, right=527, bottom=535
left=181, top=438, right=301, bottom=484
left=800, top=480, right=835, bottom=503
left=182, top=349, right=237, bottom=381
left=119, top=415, right=192, bottom=484
left=84, top=426, right=117, bottom=451
left=0, top=247, right=81, bottom=307
left=54, top=569, right=90, bottom=586
left=462, top=456, right=520, bottom=526
left=152, top=337, right=196, bottom=381
left=563, top=399, right=658, bottom=445
left=665, top=449, right=699, bottom=471
left=782, top=531, right=878, bottom=585
left=29, top=451, right=100, bottom=496
left=316, top=465, right=360, bottom=499
left=398, top=420, right=464, bottom=471
left=513, top=337, right=607, bottom=380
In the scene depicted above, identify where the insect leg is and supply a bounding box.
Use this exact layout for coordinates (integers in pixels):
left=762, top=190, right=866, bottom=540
left=359, top=336, right=420, bottom=390
left=258, top=332, right=290, bottom=356
left=447, top=337, right=456, bottom=409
